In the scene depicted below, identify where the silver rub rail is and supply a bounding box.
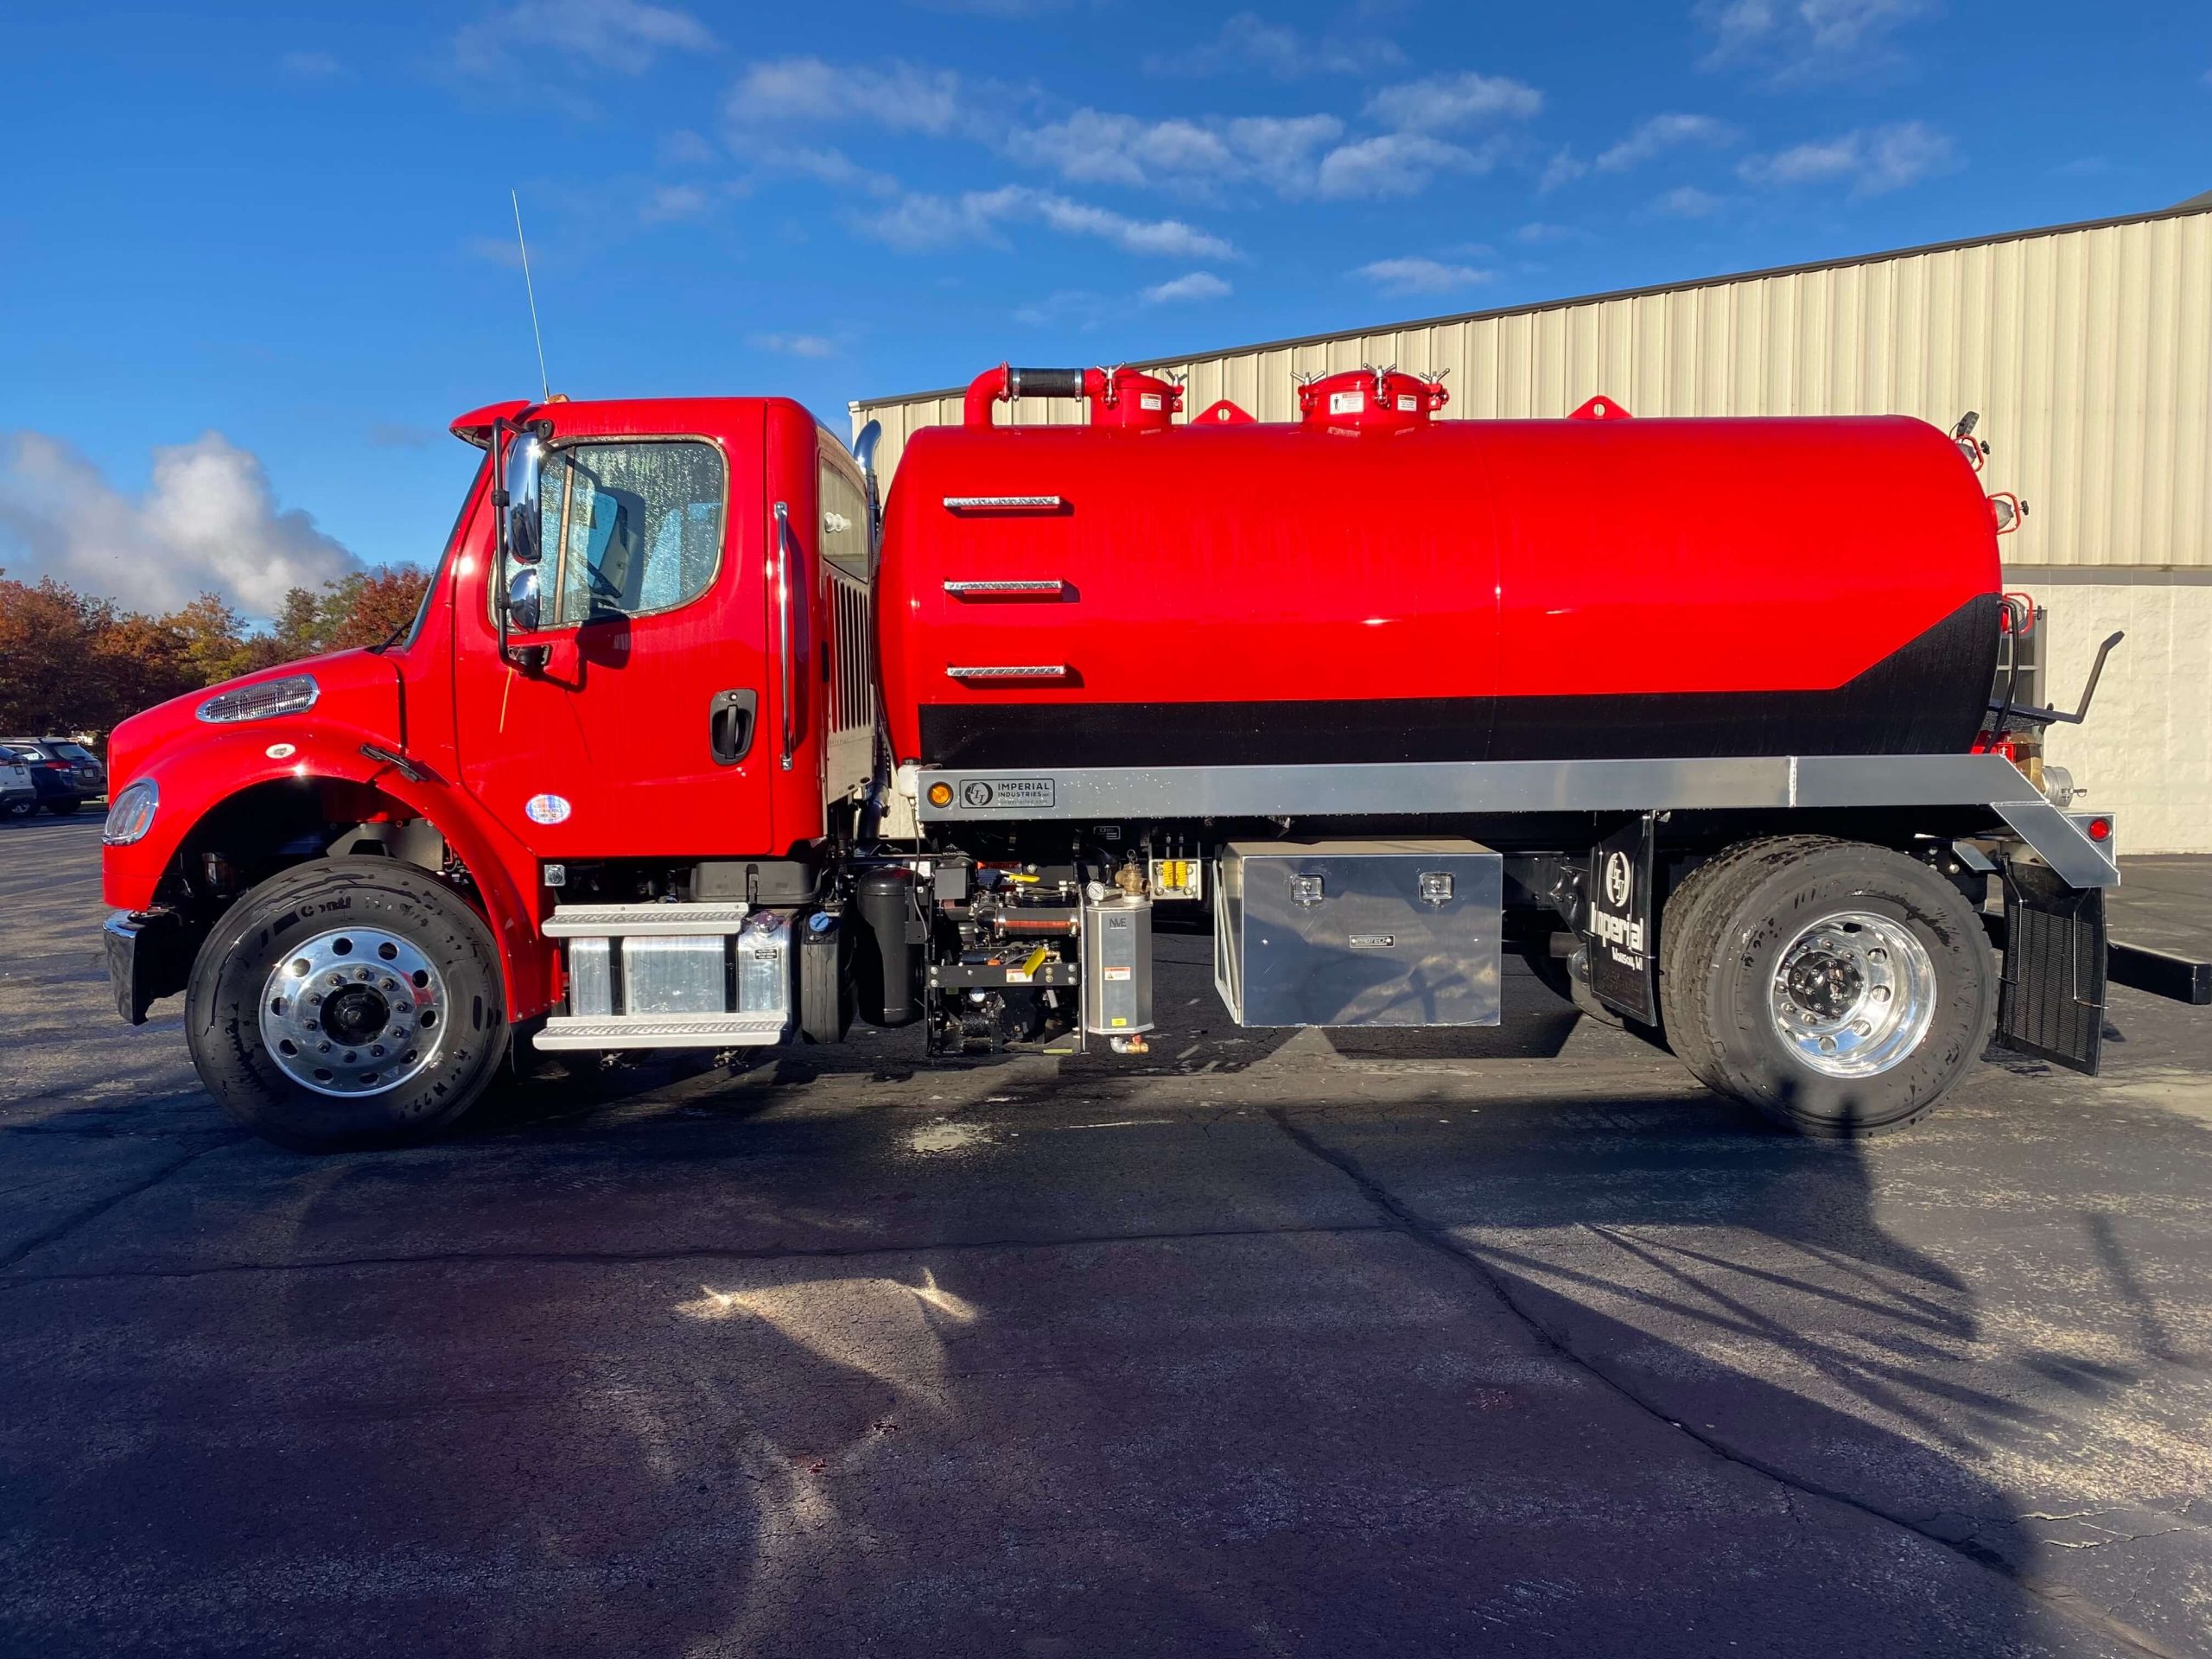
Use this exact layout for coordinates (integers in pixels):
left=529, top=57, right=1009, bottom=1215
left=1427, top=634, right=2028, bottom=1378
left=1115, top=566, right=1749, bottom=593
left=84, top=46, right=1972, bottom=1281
left=912, top=753, right=2119, bottom=888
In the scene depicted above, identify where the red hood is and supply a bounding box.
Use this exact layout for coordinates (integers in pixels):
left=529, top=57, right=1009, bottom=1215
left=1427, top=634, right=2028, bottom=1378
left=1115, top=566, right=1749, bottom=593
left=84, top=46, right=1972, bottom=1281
left=107, top=647, right=405, bottom=795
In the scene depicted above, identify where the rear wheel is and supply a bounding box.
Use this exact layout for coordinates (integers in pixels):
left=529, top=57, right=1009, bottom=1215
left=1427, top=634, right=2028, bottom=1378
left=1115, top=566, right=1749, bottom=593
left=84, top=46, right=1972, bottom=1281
left=1658, top=837, right=1993, bottom=1137
left=186, top=857, right=508, bottom=1151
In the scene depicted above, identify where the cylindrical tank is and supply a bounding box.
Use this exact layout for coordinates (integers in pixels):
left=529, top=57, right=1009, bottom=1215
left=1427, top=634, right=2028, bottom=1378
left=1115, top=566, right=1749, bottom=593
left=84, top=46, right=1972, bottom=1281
left=878, top=367, right=2005, bottom=770
left=853, top=867, right=921, bottom=1027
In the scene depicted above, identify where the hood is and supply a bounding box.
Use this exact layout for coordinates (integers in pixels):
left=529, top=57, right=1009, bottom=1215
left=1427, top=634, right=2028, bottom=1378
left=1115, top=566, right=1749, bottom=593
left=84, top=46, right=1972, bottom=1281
left=107, top=647, right=405, bottom=795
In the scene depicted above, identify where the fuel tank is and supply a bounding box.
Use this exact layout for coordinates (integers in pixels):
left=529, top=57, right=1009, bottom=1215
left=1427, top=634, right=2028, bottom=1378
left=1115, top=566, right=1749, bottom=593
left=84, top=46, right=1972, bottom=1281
left=876, top=365, right=2005, bottom=770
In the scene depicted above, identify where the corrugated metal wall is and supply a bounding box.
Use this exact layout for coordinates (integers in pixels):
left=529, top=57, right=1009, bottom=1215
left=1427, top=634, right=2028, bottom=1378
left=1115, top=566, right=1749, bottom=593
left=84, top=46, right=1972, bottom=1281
left=853, top=205, right=2212, bottom=569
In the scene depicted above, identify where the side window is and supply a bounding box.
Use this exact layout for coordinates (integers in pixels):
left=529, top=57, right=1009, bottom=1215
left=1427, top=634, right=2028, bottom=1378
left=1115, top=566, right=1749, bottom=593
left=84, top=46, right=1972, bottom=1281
left=509, top=440, right=725, bottom=627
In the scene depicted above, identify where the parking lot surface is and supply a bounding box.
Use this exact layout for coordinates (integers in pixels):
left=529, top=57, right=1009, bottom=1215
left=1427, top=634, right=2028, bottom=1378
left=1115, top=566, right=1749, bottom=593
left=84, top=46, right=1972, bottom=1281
left=3, top=816, right=2210, bottom=1657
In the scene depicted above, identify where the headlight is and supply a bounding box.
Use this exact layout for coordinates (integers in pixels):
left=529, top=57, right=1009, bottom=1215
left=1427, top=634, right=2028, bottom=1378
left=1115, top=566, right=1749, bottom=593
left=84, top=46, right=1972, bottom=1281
left=102, top=779, right=159, bottom=846
left=196, top=674, right=320, bottom=724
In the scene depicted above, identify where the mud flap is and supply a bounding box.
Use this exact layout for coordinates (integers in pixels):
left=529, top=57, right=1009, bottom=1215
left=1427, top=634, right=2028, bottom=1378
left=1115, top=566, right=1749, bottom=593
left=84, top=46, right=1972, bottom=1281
left=1583, top=816, right=1656, bottom=1023
left=1994, top=861, right=2107, bottom=1074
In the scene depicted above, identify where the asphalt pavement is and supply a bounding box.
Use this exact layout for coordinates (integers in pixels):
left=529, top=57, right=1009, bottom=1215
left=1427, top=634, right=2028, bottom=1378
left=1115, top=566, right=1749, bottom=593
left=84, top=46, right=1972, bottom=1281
left=3, top=814, right=2210, bottom=1657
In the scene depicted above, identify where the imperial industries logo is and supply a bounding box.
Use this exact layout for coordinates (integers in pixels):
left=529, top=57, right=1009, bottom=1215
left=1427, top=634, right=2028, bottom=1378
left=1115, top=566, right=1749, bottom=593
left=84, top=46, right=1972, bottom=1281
left=1604, top=851, right=1632, bottom=909
left=962, top=780, right=994, bottom=808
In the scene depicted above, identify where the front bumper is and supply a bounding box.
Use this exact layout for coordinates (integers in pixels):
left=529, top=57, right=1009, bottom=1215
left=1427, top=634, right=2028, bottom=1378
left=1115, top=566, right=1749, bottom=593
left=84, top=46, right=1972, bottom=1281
left=104, top=909, right=193, bottom=1025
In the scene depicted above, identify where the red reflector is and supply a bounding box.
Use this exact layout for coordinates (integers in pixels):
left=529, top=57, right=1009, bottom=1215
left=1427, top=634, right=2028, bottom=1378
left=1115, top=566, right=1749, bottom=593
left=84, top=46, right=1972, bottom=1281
left=2088, top=817, right=2112, bottom=842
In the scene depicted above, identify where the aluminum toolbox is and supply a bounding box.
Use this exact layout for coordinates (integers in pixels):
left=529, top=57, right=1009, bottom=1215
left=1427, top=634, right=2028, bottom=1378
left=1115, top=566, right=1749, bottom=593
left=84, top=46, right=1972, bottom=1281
left=1214, top=839, right=1503, bottom=1027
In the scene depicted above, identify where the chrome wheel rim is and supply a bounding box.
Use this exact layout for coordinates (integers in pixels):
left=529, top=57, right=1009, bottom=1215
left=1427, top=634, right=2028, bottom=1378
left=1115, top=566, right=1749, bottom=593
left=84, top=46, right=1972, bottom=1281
left=1766, top=910, right=1936, bottom=1078
left=258, top=928, right=448, bottom=1097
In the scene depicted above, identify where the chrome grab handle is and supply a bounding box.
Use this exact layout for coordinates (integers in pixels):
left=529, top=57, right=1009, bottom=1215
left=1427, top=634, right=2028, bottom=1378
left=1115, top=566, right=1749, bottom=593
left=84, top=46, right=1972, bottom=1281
left=941, top=495, right=1066, bottom=512
left=942, top=579, right=1066, bottom=597
left=945, top=664, right=1070, bottom=680
left=773, top=500, right=797, bottom=772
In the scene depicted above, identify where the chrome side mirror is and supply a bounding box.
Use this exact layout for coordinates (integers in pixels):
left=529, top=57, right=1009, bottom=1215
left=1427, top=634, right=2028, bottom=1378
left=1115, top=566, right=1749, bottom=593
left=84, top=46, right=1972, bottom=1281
left=505, top=431, right=544, bottom=566
left=506, top=567, right=543, bottom=634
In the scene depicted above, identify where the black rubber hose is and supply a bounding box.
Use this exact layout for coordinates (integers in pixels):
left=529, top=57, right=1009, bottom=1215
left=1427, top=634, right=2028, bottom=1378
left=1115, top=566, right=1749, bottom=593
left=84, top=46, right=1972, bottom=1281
left=1008, top=367, right=1086, bottom=399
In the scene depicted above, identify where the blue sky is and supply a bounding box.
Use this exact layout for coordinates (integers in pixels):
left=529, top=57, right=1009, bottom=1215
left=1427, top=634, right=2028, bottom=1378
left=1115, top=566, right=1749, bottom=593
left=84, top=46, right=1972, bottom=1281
left=2, top=1, right=2207, bottom=617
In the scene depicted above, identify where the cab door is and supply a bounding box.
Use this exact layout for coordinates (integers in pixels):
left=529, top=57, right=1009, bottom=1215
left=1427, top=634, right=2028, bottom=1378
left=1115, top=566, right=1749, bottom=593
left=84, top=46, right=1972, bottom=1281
left=452, top=402, right=779, bottom=861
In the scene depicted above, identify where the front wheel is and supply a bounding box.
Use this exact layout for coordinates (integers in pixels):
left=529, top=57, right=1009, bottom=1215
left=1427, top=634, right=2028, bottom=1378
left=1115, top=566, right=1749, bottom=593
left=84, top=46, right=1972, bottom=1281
left=1658, top=837, right=1994, bottom=1137
left=185, top=857, right=508, bottom=1151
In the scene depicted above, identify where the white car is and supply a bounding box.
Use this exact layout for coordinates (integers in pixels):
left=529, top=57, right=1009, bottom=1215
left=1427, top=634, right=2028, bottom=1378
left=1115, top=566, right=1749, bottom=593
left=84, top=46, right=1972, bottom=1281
left=0, top=749, right=36, bottom=817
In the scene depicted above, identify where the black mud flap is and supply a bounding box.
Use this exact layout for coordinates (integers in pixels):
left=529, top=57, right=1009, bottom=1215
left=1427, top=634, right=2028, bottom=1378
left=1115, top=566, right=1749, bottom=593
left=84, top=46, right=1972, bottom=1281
left=1583, top=816, right=1656, bottom=1023
left=1994, top=862, right=2107, bottom=1074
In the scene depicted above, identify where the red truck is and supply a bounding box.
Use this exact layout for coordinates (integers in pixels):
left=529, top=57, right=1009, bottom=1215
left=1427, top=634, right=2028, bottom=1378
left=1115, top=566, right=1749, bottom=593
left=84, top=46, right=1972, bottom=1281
left=99, top=364, right=2209, bottom=1149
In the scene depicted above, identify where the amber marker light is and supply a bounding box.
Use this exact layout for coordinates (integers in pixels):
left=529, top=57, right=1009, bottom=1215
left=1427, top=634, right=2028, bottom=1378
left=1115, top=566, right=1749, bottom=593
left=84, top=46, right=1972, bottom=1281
left=927, top=782, right=955, bottom=808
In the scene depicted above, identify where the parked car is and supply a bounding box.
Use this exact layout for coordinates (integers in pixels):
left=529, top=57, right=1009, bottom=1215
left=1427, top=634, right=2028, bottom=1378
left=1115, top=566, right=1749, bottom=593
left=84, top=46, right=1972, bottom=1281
left=0, top=749, right=35, bottom=818
left=0, top=735, right=104, bottom=795
left=0, top=744, right=90, bottom=815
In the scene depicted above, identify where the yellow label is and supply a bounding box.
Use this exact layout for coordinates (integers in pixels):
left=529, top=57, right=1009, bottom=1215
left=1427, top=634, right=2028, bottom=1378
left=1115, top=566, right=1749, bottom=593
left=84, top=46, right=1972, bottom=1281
left=1110, top=1017, right=1127, bottom=1027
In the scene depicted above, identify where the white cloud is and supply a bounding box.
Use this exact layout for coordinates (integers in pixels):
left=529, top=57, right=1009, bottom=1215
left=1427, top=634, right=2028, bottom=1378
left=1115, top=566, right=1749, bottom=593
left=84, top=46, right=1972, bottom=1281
left=1007, top=108, right=1345, bottom=197
left=1009, top=110, right=1237, bottom=188
left=1365, top=70, right=1542, bottom=132
left=1739, top=120, right=1955, bottom=194
left=729, top=56, right=967, bottom=134
left=855, top=185, right=1236, bottom=259
left=1597, top=112, right=1738, bottom=172
left=1012, top=290, right=1113, bottom=330
left=1355, top=257, right=1493, bottom=296
left=1315, top=133, right=1494, bottom=200
left=639, top=183, right=714, bottom=223
left=0, top=431, right=358, bottom=616
left=750, top=333, right=838, bottom=357
left=278, top=49, right=342, bottom=80
left=1514, top=220, right=1586, bottom=244
left=1695, top=0, right=1933, bottom=82
left=1538, top=149, right=1587, bottom=193
left=1647, top=184, right=1725, bottom=217
left=1147, top=12, right=1405, bottom=78
left=741, top=145, right=901, bottom=197
left=658, top=129, right=718, bottom=167
left=456, top=0, right=715, bottom=76
left=1141, top=270, right=1232, bottom=303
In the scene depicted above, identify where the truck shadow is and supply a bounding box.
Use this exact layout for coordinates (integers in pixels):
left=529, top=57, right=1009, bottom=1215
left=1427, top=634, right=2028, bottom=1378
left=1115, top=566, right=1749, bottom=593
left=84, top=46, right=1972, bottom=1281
left=226, top=1077, right=2164, bottom=1655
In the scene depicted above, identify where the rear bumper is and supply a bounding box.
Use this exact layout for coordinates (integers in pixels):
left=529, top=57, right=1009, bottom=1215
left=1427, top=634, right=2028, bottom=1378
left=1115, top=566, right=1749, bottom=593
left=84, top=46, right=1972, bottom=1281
left=104, top=909, right=193, bottom=1025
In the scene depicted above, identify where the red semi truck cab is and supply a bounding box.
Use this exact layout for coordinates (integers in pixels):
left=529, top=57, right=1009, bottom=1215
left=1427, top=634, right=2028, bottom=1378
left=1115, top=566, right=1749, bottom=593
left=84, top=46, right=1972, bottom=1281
left=96, top=365, right=2207, bottom=1152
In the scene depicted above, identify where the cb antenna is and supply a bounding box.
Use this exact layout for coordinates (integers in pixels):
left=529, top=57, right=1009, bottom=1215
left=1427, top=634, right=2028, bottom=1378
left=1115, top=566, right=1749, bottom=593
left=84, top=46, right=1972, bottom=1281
left=511, top=188, right=550, bottom=402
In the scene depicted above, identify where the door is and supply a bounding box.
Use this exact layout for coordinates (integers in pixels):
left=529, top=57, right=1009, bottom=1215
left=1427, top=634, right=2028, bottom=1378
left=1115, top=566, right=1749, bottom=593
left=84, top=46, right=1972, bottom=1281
left=452, top=408, right=779, bottom=861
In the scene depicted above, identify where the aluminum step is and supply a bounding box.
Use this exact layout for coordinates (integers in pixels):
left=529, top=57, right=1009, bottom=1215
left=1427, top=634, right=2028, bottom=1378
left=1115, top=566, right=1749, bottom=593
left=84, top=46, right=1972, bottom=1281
left=543, top=902, right=751, bottom=938
left=535, top=1012, right=788, bottom=1051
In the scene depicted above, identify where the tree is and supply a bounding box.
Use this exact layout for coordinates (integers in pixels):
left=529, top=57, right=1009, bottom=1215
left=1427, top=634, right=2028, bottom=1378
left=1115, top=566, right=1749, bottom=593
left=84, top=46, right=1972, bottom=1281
left=0, top=562, right=429, bottom=738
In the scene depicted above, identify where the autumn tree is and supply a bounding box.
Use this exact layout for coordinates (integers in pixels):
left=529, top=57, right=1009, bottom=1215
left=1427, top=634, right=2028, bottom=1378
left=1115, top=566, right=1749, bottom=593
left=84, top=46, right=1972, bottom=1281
left=0, top=563, right=430, bottom=738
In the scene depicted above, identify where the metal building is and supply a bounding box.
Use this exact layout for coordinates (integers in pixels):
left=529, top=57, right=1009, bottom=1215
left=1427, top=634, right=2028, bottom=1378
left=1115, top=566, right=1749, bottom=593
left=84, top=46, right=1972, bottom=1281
left=853, top=200, right=2212, bottom=851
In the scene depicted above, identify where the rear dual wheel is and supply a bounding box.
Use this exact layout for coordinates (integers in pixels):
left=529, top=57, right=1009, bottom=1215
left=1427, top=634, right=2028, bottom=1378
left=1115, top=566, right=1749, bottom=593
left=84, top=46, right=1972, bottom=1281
left=1657, top=836, right=1994, bottom=1137
left=186, top=857, right=508, bottom=1152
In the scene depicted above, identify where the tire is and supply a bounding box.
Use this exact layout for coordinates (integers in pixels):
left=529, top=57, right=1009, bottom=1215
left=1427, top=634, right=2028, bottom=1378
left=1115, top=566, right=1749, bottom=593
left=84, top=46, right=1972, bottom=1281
left=185, top=857, right=509, bottom=1151
left=1657, top=837, right=1994, bottom=1137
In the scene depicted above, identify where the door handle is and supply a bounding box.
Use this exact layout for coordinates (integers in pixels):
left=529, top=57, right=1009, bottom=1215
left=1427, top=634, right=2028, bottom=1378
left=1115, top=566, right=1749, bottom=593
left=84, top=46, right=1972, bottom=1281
left=710, top=690, right=757, bottom=766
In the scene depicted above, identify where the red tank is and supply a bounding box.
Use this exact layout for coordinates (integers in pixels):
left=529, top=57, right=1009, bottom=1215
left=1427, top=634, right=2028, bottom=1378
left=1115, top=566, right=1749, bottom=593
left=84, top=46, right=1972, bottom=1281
left=877, top=365, right=2005, bottom=770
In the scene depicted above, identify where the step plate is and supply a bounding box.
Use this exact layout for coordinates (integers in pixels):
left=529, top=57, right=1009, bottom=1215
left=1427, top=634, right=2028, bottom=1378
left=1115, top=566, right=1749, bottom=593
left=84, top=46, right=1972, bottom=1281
left=544, top=903, right=751, bottom=938
left=535, top=1012, right=788, bottom=1051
